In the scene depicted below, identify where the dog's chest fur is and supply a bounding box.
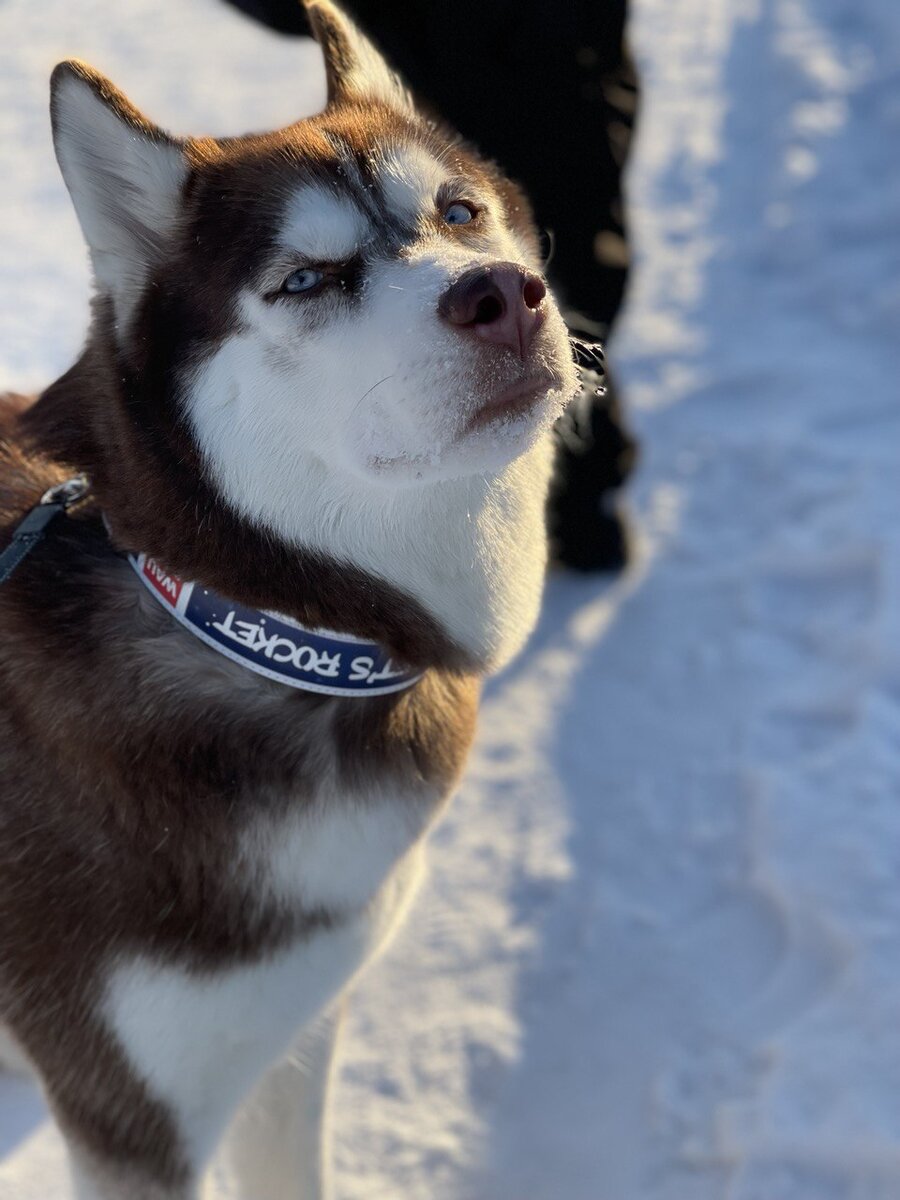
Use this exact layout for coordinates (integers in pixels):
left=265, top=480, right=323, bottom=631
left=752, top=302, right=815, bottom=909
left=0, top=508, right=476, bottom=982
left=0, top=414, right=478, bottom=1172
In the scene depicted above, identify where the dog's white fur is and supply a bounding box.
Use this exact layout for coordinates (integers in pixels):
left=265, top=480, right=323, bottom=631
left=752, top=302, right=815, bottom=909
left=189, top=319, right=557, bottom=668
left=105, top=851, right=422, bottom=1183
left=188, top=174, right=573, bottom=670
left=35, top=4, right=578, bottom=1196
left=375, top=144, right=449, bottom=223
left=279, top=186, right=372, bottom=265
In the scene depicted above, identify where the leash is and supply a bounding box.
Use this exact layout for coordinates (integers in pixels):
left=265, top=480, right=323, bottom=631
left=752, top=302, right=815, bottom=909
left=0, top=475, right=89, bottom=585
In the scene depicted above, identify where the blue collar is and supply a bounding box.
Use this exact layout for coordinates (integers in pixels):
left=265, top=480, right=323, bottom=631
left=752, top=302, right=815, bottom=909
left=128, top=552, right=423, bottom=698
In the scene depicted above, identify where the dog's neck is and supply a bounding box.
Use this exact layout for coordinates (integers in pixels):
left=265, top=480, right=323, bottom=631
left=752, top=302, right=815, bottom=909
left=25, top=341, right=553, bottom=676
left=224, top=440, right=555, bottom=675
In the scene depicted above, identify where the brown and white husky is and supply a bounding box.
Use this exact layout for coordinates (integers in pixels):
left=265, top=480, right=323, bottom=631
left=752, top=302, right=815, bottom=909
left=0, top=2, right=577, bottom=1196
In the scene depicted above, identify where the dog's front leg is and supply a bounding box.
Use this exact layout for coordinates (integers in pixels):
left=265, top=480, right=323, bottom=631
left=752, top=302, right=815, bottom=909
left=68, top=1145, right=196, bottom=1200
left=214, top=1007, right=342, bottom=1200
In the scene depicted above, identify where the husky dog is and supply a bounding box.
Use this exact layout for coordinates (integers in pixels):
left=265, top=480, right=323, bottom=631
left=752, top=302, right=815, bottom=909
left=0, top=2, right=577, bottom=1196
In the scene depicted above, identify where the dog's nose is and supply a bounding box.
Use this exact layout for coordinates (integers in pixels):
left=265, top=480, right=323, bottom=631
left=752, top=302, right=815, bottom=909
left=438, top=263, right=547, bottom=359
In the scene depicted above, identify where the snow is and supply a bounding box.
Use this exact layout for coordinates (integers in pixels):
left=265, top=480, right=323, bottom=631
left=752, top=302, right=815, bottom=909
left=2, top=0, right=900, bottom=1196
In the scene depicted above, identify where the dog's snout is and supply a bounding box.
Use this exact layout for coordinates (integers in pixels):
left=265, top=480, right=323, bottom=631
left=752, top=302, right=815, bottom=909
left=438, top=263, right=547, bottom=360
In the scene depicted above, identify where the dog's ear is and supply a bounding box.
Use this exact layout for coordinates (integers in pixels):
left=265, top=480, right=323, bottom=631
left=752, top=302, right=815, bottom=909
left=304, top=0, right=413, bottom=113
left=50, top=61, right=187, bottom=318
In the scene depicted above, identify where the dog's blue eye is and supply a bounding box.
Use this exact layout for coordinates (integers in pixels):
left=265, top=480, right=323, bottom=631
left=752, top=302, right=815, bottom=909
left=444, top=202, right=475, bottom=226
left=282, top=268, right=324, bottom=294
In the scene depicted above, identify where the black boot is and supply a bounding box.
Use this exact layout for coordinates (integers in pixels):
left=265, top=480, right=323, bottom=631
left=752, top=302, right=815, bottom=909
left=547, top=333, right=638, bottom=573
left=222, top=0, right=310, bottom=34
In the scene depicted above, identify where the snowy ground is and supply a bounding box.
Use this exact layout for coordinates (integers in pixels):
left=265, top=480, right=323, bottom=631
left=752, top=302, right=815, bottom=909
left=2, top=0, right=900, bottom=1196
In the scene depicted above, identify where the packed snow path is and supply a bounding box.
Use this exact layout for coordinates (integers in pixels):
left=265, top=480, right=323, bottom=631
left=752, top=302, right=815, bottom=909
left=2, top=0, right=900, bottom=1196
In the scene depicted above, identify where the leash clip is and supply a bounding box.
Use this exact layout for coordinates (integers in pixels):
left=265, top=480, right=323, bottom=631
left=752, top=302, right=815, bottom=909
left=0, top=474, right=90, bottom=587
left=41, top=474, right=89, bottom=509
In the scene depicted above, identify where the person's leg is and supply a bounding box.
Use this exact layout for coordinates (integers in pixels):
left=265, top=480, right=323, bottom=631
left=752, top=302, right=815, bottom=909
left=547, top=348, right=638, bottom=572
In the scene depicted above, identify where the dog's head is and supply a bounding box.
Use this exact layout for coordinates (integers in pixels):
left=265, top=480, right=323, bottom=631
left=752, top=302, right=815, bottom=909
left=50, top=0, right=576, bottom=515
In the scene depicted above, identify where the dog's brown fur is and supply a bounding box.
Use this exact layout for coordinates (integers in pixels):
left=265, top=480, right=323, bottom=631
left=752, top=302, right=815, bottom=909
left=0, top=389, right=478, bottom=1182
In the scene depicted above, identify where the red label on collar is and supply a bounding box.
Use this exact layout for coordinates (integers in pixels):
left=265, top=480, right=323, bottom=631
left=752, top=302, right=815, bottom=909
left=142, top=556, right=184, bottom=607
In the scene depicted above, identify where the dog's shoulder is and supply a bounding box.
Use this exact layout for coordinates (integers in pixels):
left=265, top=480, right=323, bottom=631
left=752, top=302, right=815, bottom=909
left=0, top=393, right=51, bottom=526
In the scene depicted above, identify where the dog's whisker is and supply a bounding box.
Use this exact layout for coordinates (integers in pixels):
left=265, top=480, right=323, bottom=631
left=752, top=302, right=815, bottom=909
left=353, top=373, right=395, bottom=413
left=568, top=335, right=607, bottom=374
